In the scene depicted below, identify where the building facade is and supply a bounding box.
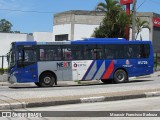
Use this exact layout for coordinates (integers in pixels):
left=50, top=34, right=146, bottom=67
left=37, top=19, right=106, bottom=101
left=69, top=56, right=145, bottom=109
left=53, top=10, right=104, bottom=41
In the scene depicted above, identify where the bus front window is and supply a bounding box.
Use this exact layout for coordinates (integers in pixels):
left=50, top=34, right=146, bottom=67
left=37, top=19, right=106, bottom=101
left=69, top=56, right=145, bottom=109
left=8, top=50, right=16, bottom=70
left=17, top=49, right=36, bottom=68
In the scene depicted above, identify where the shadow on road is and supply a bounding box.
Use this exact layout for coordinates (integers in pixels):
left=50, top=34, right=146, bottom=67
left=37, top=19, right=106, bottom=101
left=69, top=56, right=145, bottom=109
left=128, top=79, right=153, bottom=83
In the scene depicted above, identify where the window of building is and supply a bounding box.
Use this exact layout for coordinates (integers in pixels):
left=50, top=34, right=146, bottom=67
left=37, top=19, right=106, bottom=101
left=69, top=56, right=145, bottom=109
left=55, top=34, right=68, bottom=41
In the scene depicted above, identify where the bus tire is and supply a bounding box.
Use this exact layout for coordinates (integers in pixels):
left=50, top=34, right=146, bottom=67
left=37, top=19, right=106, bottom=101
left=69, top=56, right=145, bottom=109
left=101, top=79, right=113, bottom=84
left=39, top=72, right=55, bottom=87
left=113, top=69, right=127, bottom=83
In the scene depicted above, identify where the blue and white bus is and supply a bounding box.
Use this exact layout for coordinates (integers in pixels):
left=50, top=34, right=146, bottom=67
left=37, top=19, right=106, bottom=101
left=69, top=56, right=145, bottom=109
left=7, top=38, right=154, bottom=87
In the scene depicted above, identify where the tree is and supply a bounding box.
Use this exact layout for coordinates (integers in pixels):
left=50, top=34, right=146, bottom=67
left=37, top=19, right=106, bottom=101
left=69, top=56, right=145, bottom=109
left=135, top=17, right=150, bottom=40
left=92, top=0, right=131, bottom=38
left=11, top=31, right=21, bottom=33
left=0, top=19, right=13, bottom=33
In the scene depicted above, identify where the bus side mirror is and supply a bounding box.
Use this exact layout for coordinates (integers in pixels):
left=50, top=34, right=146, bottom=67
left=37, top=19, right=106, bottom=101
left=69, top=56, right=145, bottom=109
left=17, top=60, right=24, bottom=68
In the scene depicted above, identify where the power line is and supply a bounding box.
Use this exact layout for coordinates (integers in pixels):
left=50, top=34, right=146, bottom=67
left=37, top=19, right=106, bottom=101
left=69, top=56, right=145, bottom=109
left=136, top=0, right=147, bottom=11
left=0, top=8, right=57, bottom=14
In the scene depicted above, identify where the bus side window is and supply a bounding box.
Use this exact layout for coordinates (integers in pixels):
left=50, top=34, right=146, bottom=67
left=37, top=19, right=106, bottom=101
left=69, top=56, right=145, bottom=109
left=105, top=47, right=113, bottom=59
left=127, top=47, right=133, bottom=58
left=18, top=50, right=23, bottom=61
left=65, top=52, right=72, bottom=60
left=40, top=49, right=45, bottom=60
left=142, top=44, right=150, bottom=58
left=24, top=50, right=36, bottom=62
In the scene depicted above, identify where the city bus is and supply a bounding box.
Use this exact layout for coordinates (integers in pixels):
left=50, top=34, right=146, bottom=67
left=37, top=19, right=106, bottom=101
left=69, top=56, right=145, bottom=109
left=7, top=38, right=154, bottom=87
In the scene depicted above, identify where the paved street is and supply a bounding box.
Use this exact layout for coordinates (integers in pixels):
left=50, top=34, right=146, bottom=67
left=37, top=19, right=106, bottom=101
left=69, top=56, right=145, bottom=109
left=0, top=76, right=160, bottom=99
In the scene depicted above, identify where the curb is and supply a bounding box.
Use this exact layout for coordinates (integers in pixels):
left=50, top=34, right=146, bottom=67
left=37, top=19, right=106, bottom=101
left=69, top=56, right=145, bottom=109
left=0, top=83, right=10, bottom=86
left=1, top=91, right=160, bottom=110
left=25, top=94, right=145, bottom=108
left=0, top=102, right=26, bottom=110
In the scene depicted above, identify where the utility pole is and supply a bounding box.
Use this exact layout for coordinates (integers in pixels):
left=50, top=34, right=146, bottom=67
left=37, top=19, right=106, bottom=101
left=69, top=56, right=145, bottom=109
left=125, top=3, right=130, bottom=40
left=132, top=0, right=137, bottom=40
left=120, top=0, right=134, bottom=40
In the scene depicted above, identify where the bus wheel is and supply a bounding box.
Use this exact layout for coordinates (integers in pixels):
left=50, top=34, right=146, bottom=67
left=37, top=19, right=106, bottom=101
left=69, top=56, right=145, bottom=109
left=101, top=79, right=113, bottom=84
left=113, top=69, right=127, bottom=83
left=39, top=72, right=55, bottom=87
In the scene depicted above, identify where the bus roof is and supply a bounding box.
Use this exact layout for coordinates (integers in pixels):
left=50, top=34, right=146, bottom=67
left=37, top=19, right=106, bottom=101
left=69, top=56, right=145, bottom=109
left=13, top=38, right=152, bottom=46
left=71, top=38, right=152, bottom=44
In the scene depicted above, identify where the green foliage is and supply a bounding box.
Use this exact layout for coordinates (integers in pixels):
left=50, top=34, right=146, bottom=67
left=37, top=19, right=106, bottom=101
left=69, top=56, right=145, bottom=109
left=11, top=31, right=21, bottom=33
left=0, top=19, right=21, bottom=33
left=0, top=68, right=8, bottom=75
left=74, top=80, right=81, bottom=84
left=93, top=0, right=131, bottom=38
left=0, top=19, right=13, bottom=33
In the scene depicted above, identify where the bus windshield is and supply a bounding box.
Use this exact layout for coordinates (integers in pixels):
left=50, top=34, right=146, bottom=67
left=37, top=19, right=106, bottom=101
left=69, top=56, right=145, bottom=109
left=8, top=49, right=16, bottom=70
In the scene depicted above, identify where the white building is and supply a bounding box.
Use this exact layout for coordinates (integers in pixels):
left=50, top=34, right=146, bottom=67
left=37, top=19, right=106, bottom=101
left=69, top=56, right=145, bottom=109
left=33, top=32, right=53, bottom=42
left=0, top=33, right=33, bottom=68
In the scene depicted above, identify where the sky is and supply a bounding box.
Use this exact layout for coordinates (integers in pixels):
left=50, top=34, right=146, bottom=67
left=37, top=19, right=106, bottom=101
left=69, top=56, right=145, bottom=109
left=0, top=0, right=160, bottom=34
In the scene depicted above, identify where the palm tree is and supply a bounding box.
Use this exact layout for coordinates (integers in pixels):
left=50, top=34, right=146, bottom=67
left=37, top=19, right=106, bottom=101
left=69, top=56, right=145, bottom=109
left=93, top=0, right=131, bottom=38
left=96, top=0, right=122, bottom=13
left=135, top=17, right=150, bottom=40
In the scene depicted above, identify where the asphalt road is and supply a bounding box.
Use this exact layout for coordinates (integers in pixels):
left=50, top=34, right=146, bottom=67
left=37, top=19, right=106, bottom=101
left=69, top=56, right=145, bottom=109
left=0, top=76, right=160, bottom=99
left=0, top=76, right=159, bottom=91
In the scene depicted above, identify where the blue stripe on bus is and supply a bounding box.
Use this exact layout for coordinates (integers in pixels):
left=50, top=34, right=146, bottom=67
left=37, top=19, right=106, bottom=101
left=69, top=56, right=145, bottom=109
left=82, top=60, right=95, bottom=80
left=91, top=60, right=104, bottom=80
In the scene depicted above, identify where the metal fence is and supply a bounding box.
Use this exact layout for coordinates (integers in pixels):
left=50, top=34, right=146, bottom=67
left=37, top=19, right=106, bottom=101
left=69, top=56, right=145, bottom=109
left=154, top=52, right=160, bottom=71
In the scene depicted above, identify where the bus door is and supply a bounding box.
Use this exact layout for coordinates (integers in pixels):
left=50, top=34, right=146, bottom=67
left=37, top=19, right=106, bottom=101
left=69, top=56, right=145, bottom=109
left=60, top=47, right=73, bottom=80
left=17, top=47, right=38, bottom=82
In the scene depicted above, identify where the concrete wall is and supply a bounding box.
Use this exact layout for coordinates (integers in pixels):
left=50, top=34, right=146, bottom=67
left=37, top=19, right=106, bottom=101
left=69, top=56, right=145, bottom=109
left=0, top=33, right=34, bottom=68
left=54, top=11, right=105, bottom=25
left=136, top=12, right=153, bottom=41
left=129, top=28, right=150, bottom=41
left=33, top=32, right=53, bottom=42
left=53, top=24, right=71, bottom=40
left=74, top=24, right=99, bottom=40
